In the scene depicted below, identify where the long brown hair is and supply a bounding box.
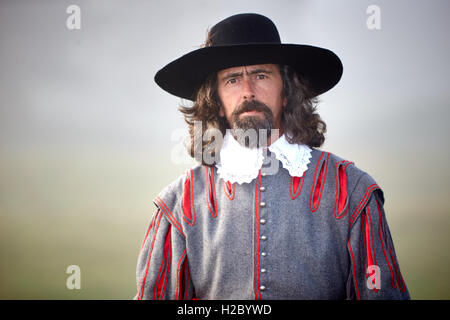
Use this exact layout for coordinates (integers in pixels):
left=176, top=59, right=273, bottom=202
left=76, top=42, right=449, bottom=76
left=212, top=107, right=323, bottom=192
left=179, top=64, right=326, bottom=166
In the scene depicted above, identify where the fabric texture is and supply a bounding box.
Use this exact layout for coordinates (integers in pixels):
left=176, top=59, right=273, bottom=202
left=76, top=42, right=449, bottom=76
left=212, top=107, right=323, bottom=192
left=135, top=148, right=410, bottom=300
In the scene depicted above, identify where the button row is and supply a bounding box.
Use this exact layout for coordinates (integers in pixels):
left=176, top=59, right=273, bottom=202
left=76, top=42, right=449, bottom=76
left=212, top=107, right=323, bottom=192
left=260, top=171, right=267, bottom=293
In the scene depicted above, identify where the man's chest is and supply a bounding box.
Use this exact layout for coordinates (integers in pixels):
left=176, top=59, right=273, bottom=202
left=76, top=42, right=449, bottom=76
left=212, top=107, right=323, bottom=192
left=180, top=165, right=350, bottom=299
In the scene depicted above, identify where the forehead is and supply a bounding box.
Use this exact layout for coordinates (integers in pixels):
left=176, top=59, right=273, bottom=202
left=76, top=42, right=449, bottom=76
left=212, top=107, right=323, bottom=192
left=217, top=63, right=279, bottom=76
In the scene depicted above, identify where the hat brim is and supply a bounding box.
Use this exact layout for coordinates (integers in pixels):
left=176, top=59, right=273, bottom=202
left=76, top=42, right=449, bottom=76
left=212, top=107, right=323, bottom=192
left=154, top=43, right=343, bottom=100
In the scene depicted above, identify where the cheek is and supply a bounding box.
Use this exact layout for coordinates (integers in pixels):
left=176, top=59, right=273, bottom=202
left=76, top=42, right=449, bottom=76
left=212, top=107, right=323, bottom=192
left=266, top=88, right=284, bottom=112
left=218, top=89, right=231, bottom=116
left=219, top=97, right=237, bottom=119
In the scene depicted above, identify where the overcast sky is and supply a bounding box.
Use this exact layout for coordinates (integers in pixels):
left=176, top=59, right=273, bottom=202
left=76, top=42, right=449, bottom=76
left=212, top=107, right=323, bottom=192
left=1, top=0, right=449, bottom=152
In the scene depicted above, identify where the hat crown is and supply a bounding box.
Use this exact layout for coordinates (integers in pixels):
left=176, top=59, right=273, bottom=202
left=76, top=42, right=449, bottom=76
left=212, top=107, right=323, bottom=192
left=207, top=13, right=281, bottom=46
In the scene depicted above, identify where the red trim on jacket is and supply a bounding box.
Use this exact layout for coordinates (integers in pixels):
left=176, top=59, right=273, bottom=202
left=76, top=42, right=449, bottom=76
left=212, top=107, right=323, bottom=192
left=176, top=249, right=189, bottom=300
left=376, top=195, right=407, bottom=293
left=206, top=167, right=218, bottom=218
left=310, top=152, right=330, bottom=212
left=290, top=175, right=304, bottom=200
left=347, top=238, right=361, bottom=300
left=362, top=206, right=379, bottom=293
left=375, top=197, right=397, bottom=289
left=223, top=180, right=235, bottom=200
left=154, top=225, right=172, bottom=299
left=137, top=210, right=164, bottom=300
left=334, top=160, right=353, bottom=219
left=154, top=196, right=185, bottom=238
left=182, top=169, right=196, bottom=226
left=140, top=209, right=160, bottom=252
left=349, top=183, right=380, bottom=226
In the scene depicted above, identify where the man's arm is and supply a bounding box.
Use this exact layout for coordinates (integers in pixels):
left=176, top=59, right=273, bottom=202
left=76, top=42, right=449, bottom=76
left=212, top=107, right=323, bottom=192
left=135, top=209, right=194, bottom=300
left=346, top=185, right=410, bottom=300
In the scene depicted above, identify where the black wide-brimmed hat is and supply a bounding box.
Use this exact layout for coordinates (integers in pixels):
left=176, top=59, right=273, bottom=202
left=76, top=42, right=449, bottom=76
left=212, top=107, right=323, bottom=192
left=155, top=13, right=343, bottom=100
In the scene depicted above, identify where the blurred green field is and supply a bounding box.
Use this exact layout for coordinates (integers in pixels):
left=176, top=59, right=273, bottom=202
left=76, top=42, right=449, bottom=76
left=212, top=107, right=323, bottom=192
left=1, top=147, right=449, bottom=299
left=0, top=147, right=191, bottom=299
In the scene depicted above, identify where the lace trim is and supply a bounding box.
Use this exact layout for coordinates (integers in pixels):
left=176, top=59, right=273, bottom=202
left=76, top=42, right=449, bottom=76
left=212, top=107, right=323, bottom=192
left=216, top=149, right=263, bottom=185
left=216, top=132, right=312, bottom=184
left=268, top=137, right=312, bottom=177
left=215, top=131, right=264, bottom=185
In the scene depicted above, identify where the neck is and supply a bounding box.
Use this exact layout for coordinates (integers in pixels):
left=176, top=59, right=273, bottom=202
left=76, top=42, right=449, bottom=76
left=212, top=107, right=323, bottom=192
left=267, top=127, right=284, bottom=146
left=228, top=127, right=284, bottom=148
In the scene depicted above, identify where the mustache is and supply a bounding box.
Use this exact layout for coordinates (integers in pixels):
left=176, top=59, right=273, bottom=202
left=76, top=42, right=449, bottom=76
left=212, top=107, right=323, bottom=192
left=231, top=100, right=273, bottom=118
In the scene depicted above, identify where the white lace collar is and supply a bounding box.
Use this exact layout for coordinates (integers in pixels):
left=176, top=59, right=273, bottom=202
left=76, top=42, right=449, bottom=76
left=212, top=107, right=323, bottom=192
left=215, top=131, right=312, bottom=184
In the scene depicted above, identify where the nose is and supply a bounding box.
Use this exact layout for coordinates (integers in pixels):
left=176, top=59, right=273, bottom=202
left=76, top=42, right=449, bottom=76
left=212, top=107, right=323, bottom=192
left=242, top=77, right=255, bottom=100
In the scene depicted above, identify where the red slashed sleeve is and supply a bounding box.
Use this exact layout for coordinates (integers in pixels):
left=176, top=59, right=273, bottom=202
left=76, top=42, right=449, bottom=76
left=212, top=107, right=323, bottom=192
left=135, top=209, right=194, bottom=300
left=347, top=181, right=410, bottom=300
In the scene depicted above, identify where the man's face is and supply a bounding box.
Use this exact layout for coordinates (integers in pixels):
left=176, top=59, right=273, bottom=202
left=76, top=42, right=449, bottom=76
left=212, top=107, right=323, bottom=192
left=217, top=64, right=286, bottom=144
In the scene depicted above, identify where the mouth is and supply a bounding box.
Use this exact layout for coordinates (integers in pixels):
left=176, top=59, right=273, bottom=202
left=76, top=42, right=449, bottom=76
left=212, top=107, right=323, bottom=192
left=240, top=110, right=263, bottom=117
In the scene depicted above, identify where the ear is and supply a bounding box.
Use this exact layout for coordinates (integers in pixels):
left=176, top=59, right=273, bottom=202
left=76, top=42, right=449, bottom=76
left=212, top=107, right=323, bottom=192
left=283, top=96, right=287, bottom=107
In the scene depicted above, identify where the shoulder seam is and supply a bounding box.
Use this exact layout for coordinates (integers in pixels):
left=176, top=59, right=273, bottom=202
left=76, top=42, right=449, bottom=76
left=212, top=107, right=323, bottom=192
left=154, top=197, right=186, bottom=238
left=347, top=171, right=368, bottom=201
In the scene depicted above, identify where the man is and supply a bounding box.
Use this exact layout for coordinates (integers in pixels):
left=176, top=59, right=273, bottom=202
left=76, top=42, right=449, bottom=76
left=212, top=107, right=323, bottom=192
left=135, top=13, right=410, bottom=300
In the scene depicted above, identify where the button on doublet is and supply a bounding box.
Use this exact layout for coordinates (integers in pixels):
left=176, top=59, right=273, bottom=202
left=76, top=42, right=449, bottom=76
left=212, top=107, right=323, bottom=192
left=259, top=171, right=268, bottom=293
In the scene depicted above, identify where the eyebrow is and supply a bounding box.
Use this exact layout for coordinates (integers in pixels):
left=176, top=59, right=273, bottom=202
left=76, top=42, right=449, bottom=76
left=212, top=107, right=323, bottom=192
left=220, top=68, right=273, bottom=82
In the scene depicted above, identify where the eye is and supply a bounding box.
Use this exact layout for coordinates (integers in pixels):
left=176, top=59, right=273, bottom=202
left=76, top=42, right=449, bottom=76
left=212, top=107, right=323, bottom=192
left=227, top=78, right=237, bottom=84
left=256, top=74, right=267, bottom=80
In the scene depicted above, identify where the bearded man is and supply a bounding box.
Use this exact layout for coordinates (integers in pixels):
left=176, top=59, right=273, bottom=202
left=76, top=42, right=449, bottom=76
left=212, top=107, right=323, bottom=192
left=135, top=13, right=410, bottom=300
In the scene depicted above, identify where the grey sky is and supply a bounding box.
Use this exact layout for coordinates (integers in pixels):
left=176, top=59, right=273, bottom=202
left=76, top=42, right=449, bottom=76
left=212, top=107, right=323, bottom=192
left=1, top=0, right=449, bottom=152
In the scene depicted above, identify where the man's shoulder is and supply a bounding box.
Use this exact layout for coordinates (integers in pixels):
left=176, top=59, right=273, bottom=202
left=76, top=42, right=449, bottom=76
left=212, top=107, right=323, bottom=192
left=312, top=148, right=384, bottom=204
left=154, top=163, right=206, bottom=206
left=310, top=148, right=379, bottom=191
left=151, top=164, right=205, bottom=235
left=310, top=148, right=364, bottom=175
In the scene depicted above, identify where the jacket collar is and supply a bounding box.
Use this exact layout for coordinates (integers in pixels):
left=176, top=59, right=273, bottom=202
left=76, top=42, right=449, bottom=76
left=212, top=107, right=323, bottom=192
left=216, top=130, right=312, bottom=184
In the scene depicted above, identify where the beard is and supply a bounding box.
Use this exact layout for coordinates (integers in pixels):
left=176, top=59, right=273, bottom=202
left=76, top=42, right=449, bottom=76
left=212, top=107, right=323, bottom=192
left=230, top=100, right=274, bottom=149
